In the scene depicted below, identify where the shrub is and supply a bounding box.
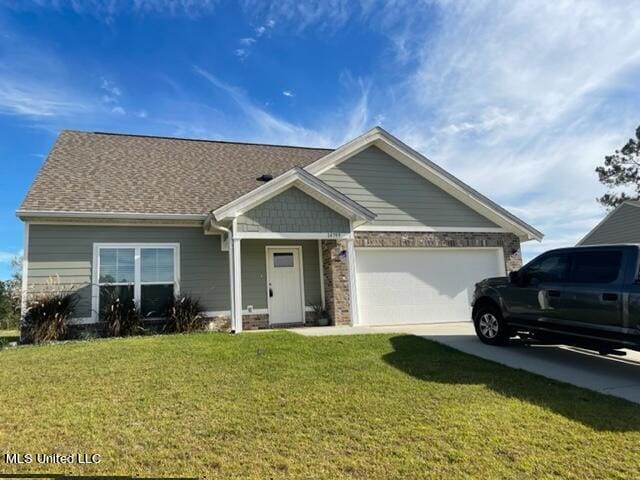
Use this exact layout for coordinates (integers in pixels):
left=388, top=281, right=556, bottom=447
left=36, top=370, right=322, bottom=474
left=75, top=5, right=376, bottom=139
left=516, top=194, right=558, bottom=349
left=166, top=294, right=205, bottom=333
left=24, top=278, right=77, bottom=344
left=0, top=280, right=19, bottom=330
left=101, top=289, right=142, bottom=337
left=311, top=303, right=331, bottom=326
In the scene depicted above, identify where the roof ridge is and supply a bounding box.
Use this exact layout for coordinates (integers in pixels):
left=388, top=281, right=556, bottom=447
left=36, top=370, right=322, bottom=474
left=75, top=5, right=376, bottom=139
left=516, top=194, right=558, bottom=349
left=61, top=129, right=335, bottom=151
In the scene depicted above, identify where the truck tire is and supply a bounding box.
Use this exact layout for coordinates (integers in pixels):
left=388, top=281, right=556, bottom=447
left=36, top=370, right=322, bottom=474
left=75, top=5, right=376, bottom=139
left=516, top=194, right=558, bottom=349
left=473, top=303, right=509, bottom=346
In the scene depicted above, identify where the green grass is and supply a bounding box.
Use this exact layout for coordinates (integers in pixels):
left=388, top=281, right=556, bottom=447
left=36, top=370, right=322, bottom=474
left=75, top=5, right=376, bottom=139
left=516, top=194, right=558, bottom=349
left=0, top=332, right=639, bottom=479
left=0, top=329, right=18, bottom=348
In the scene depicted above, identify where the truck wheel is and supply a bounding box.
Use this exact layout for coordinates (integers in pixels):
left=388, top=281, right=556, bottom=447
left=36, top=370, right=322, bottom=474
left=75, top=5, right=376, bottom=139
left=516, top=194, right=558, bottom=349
left=473, top=304, right=509, bottom=346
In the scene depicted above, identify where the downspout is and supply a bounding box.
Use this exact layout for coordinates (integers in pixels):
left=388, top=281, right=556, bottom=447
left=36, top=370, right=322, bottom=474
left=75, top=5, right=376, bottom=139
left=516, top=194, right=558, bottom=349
left=206, top=214, right=238, bottom=333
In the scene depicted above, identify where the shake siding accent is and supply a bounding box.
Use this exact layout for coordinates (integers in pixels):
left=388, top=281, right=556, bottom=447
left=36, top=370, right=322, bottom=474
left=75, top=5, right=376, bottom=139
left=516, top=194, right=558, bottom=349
left=236, top=187, right=350, bottom=233
left=319, top=146, right=500, bottom=228
left=27, top=225, right=230, bottom=317
left=581, top=203, right=640, bottom=245
left=240, top=239, right=321, bottom=310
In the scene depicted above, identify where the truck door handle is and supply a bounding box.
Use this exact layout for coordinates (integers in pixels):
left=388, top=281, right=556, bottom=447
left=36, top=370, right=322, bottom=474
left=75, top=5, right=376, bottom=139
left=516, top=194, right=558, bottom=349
left=602, top=293, right=618, bottom=301
left=547, top=290, right=561, bottom=297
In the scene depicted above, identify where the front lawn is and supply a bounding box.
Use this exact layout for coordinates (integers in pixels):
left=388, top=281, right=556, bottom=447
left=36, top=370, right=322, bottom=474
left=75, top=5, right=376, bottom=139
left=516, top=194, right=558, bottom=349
left=0, top=332, right=639, bottom=479
left=0, top=329, right=18, bottom=348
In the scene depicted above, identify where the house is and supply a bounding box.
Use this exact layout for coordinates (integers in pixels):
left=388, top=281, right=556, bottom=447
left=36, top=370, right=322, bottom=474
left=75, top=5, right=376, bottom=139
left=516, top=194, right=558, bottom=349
left=578, top=201, right=640, bottom=246
left=17, top=127, right=542, bottom=335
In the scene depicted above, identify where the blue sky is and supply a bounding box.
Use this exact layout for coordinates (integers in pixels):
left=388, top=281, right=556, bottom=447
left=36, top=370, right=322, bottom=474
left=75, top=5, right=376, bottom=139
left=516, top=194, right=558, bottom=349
left=0, top=0, right=639, bottom=279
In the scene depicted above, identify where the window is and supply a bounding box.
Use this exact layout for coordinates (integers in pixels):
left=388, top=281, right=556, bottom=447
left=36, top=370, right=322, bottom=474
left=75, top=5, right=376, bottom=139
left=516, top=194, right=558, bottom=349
left=273, top=252, right=294, bottom=268
left=98, top=248, right=135, bottom=319
left=523, top=253, right=569, bottom=285
left=95, top=244, right=179, bottom=319
left=569, top=250, right=622, bottom=284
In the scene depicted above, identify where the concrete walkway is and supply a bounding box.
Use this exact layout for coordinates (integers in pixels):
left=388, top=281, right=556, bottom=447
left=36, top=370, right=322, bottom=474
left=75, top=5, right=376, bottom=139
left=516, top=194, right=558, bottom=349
left=290, top=322, right=640, bottom=405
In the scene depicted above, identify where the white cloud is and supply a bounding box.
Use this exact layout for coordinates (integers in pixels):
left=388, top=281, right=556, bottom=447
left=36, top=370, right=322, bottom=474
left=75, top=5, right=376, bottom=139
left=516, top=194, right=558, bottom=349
left=6, top=0, right=219, bottom=20
left=234, top=48, right=249, bottom=58
left=234, top=18, right=276, bottom=61
left=137, top=110, right=148, bottom=118
left=237, top=0, right=640, bottom=261
left=192, top=66, right=321, bottom=144
left=193, top=66, right=371, bottom=147
left=374, top=0, right=640, bottom=260
left=0, top=79, right=87, bottom=117
left=100, top=78, right=128, bottom=115
left=100, top=78, right=121, bottom=98
left=240, top=0, right=370, bottom=33
left=282, top=90, right=294, bottom=97
left=0, top=251, right=18, bottom=264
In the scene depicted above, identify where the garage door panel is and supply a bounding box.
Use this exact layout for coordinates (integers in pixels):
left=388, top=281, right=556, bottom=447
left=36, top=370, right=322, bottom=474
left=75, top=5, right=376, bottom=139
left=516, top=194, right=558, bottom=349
left=356, top=249, right=502, bottom=325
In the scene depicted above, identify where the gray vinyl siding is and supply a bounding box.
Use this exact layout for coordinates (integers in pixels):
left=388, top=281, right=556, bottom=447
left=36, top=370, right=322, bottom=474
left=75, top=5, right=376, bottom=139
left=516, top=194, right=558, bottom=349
left=240, top=239, right=321, bottom=310
left=27, top=225, right=230, bottom=317
left=581, top=203, right=640, bottom=245
left=319, top=146, right=499, bottom=228
left=237, top=187, right=350, bottom=233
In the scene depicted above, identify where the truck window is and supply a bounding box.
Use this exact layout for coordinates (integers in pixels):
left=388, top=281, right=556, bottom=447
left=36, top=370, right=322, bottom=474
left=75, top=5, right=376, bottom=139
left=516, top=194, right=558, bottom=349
left=524, top=253, right=569, bottom=284
left=569, top=250, right=622, bottom=284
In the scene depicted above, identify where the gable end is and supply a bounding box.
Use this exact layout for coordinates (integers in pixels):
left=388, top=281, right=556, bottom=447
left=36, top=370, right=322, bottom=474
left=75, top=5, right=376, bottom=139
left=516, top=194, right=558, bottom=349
left=236, top=187, right=351, bottom=233
left=319, top=146, right=501, bottom=230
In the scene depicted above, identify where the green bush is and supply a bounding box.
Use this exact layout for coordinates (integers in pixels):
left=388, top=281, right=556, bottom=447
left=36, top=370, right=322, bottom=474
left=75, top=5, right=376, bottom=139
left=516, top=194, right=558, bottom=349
left=24, top=287, right=77, bottom=344
left=166, top=294, right=205, bottom=333
left=102, top=289, right=143, bottom=337
left=0, top=280, right=19, bottom=330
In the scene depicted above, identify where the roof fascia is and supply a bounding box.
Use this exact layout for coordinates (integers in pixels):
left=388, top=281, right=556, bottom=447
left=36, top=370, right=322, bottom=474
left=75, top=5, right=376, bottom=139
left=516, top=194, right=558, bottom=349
left=16, top=210, right=207, bottom=221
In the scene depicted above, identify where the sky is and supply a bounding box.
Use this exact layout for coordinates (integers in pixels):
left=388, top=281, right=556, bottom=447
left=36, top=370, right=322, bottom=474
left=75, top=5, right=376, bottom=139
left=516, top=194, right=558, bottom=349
left=0, top=0, right=639, bottom=279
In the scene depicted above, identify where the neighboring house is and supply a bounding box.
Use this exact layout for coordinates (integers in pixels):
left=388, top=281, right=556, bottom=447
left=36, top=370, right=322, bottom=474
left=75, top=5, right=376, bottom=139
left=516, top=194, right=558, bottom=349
left=17, top=127, right=542, bottom=335
left=578, top=201, right=640, bottom=246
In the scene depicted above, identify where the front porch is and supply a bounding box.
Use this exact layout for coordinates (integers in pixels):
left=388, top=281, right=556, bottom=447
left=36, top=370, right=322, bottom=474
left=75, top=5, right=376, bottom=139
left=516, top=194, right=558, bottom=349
left=206, top=166, right=374, bottom=333
left=230, top=236, right=357, bottom=332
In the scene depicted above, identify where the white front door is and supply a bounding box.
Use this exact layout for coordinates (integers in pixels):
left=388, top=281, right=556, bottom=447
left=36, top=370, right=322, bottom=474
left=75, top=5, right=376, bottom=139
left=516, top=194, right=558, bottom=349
left=266, top=247, right=305, bottom=325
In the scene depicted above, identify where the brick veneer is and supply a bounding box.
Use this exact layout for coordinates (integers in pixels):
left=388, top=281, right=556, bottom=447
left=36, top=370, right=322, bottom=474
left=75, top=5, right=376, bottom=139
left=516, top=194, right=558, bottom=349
left=321, top=240, right=351, bottom=326
left=241, top=311, right=316, bottom=330
left=354, top=231, right=522, bottom=273
left=242, top=314, right=269, bottom=330
left=318, top=232, right=522, bottom=328
left=207, top=316, right=231, bottom=332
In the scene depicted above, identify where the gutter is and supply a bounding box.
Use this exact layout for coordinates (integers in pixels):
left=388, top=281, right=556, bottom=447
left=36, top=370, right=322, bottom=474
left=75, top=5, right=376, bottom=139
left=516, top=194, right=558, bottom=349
left=16, top=210, right=207, bottom=221
left=206, top=214, right=239, bottom=334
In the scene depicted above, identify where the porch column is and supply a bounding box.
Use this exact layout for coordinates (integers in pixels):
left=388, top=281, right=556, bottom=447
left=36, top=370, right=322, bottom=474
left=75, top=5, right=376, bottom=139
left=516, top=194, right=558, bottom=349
left=346, top=237, right=359, bottom=326
left=232, top=237, right=243, bottom=333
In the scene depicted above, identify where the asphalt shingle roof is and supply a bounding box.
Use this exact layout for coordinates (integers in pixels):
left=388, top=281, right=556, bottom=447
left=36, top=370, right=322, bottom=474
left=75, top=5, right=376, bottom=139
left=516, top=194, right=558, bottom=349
left=19, top=130, right=333, bottom=216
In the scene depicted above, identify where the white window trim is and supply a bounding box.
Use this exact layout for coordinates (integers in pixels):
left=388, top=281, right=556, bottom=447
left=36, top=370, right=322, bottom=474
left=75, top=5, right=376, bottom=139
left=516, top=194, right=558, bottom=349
left=91, top=243, right=181, bottom=322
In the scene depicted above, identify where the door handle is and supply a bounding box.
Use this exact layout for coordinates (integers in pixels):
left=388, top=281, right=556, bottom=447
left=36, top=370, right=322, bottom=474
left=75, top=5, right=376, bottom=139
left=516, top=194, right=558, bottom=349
left=269, top=287, right=273, bottom=298
left=547, top=290, right=561, bottom=297
left=602, top=292, right=618, bottom=301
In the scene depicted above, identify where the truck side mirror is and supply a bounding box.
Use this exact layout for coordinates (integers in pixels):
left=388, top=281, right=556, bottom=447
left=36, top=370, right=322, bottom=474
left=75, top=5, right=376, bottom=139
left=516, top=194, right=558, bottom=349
left=509, top=270, right=521, bottom=285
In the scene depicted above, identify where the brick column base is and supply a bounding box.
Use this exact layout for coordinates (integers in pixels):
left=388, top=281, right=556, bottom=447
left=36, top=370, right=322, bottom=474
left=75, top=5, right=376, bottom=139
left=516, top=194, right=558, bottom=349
left=320, top=240, right=351, bottom=326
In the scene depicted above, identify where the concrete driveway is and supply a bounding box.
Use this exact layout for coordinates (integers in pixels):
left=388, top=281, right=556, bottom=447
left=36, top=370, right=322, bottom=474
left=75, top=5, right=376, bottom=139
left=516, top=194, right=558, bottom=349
left=291, top=322, right=640, bottom=405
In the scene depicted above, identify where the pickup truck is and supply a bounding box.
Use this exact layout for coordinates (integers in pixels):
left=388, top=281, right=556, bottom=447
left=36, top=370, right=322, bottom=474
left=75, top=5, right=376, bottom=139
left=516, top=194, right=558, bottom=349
left=471, top=244, right=640, bottom=354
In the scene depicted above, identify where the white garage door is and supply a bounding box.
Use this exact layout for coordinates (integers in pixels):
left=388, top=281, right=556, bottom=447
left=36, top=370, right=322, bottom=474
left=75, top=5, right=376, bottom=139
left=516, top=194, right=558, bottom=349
left=356, top=248, right=504, bottom=325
